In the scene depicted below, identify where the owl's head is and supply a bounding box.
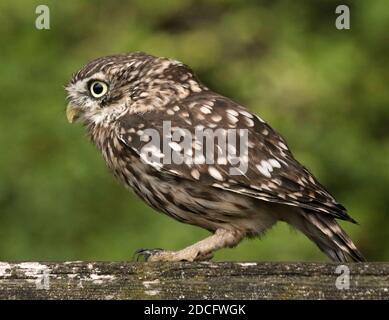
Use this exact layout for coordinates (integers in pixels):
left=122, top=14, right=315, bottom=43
left=65, top=52, right=204, bottom=126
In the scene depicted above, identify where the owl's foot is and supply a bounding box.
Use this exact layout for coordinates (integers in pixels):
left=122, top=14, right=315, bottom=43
left=133, top=229, right=243, bottom=262
left=133, top=247, right=213, bottom=262
left=133, top=248, right=164, bottom=261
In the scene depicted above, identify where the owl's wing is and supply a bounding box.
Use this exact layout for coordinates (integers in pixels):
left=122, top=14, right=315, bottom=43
left=116, top=91, right=355, bottom=223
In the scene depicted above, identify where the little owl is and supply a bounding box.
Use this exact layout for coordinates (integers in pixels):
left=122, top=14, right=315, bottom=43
left=65, top=52, right=364, bottom=262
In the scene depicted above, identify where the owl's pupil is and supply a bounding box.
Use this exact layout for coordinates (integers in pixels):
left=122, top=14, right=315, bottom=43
left=93, top=83, right=103, bottom=94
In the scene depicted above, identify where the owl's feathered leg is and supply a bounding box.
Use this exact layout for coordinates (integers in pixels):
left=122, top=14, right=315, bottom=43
left=135, top=229, right=244, bottom=262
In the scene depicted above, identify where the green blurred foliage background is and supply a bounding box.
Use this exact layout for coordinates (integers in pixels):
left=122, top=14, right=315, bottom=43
left=0, top=0, right=388, bottom=261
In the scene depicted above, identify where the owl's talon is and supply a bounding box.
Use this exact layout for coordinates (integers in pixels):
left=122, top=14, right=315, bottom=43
left=133, top=248, right=164, bottom=261
left=195, top=251, right=214, bottom=261
left=145, top=249, right=214, bottom=262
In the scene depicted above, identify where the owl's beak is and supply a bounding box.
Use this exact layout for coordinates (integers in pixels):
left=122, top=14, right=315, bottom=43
left=66, top=103, right=81, bottom=123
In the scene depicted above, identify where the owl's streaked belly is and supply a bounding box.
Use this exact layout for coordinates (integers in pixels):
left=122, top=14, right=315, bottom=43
left=106, top=151, right=276, bottom=235
left=90, top=127, right=277, bottom=235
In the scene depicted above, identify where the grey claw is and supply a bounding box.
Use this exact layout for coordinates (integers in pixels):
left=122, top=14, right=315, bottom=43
left=195, top=251, right=214, bottom=261
left=133, top=248, right=164, bottom=261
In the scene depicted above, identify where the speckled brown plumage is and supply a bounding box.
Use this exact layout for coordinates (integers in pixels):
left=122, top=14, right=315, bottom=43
left=65, top=52, right=365, bottom=262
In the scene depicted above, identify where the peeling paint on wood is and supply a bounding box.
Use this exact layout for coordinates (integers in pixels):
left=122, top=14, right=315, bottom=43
left=0, top=262, right=388, bottom=299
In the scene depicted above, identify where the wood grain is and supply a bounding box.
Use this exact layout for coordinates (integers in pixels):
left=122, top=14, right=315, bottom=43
left=0, top=262, right=388, bottom=299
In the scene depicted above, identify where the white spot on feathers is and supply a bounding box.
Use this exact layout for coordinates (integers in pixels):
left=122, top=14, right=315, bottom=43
left=268, top=158, right=281, bottom=168
left=245, top=117, right=255, bottom=127
left=278, top=141, right=288, bottom=150
left=189, top=80, right=202, bottom=92
left=226, top=109, right=239, bottom=116
left=226, top=113, right=239, bottom=124
left=239, top=110, right=253, bottom=118
left=211, top=115, right=222, bottom=122
left=140, top=134, right=150, bottom=142
left=200, top=106, right=212, bottom=114
left=191, top=169, right=200, bottom=180
left=256, top=162, right=272, bottom=178
left=208, top=167, right=224, bottom=181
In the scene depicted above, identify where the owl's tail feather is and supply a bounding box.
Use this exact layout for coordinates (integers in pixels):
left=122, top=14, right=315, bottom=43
left=293, top=211, right=365, bottom=262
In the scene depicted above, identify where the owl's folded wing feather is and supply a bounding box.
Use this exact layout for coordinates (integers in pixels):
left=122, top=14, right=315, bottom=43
left=116, top=92, right=355, bottom=223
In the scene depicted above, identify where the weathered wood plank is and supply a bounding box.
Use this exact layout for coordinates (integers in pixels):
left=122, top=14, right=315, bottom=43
left=0, top=262, right=388, bottom=299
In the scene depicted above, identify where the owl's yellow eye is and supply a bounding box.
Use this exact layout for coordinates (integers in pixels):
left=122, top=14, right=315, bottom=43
left=89, top=81, right=108, bottom=98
